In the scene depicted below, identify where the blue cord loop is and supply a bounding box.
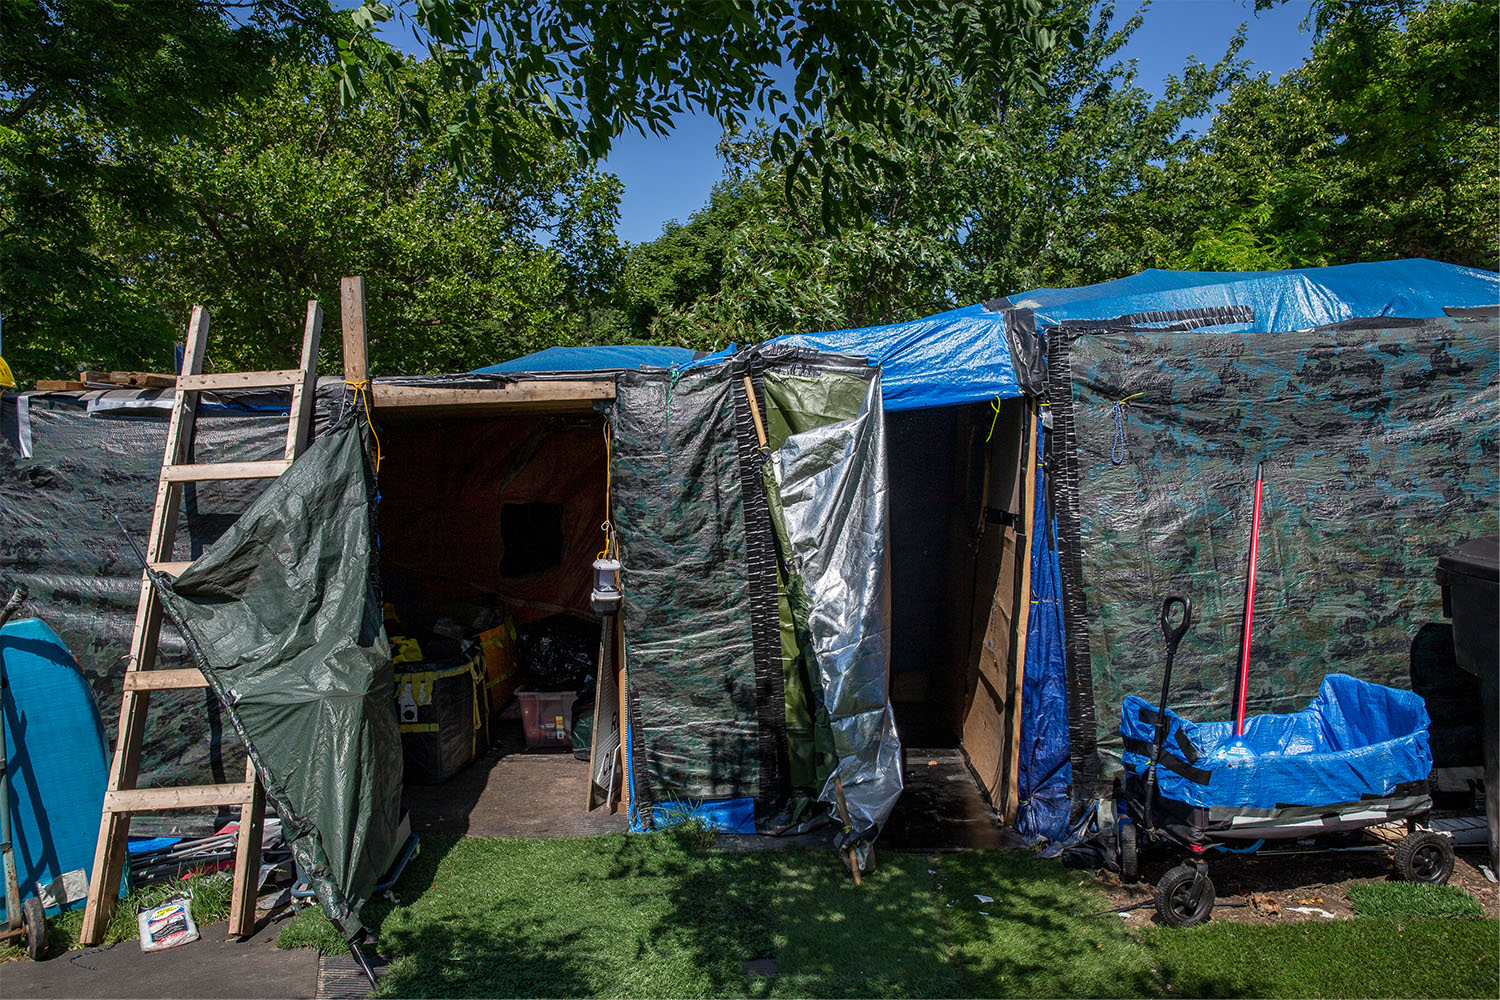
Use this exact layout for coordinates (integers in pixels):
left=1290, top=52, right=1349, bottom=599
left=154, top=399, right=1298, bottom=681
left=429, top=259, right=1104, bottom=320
left=1110, top=392, right=1143, bottom=465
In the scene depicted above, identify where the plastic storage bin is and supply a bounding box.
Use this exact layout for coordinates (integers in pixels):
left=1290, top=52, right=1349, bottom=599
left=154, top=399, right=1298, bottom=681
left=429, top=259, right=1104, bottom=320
left=1436, top=535, right=1498, bottom=871
left=517, top=690, right=574, bottom=749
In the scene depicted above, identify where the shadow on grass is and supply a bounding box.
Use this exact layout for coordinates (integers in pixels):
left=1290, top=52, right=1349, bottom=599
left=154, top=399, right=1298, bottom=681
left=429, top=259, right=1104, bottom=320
left=765, top=849, right=957, bottom=999
left=936, top=851, right=1166, bottom=998
left=279, top=831, right=786, bottom=998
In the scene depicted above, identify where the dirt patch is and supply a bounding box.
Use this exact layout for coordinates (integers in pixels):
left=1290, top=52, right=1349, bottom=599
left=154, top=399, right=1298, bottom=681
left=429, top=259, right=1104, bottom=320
left=1095, top=842, right=1497, bottom=927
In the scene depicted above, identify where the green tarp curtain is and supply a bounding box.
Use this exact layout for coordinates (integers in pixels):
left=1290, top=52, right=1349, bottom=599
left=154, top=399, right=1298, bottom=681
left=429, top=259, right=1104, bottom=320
left=154, top=417, right=402, bottom=941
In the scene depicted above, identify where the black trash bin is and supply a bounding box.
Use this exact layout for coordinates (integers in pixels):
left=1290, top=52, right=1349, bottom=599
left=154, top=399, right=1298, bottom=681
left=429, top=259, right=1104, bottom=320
left=1436, top=535, right=1499, bottom=871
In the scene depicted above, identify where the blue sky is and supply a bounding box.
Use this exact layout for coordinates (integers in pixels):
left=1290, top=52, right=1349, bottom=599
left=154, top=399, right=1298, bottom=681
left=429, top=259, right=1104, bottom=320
left=380, top=1, right=1319, bottom=244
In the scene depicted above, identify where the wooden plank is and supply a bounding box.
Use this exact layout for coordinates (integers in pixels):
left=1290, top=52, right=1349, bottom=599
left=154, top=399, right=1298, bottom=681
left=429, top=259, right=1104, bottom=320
left=34, top=380, right=86, bottom=391
left=616, top=614, right=629, bottom=816
left=107, top=371, right=178, bottom=388
left=1000, top=406, right=1040, bottom=823
left=341, top=276, right=368, bottom=386
left=286, top=300, right=323, bottom=460
left=176, top=370, right=302, bottom=391
left=123, top=669, right=208, bottom=691
left=161, top=459, right=294, bottom=482
left=105, top=783, right=257, bottom=812
left=226, top=759, right=264, bottom=938
left=962, top=528, right=1018, bottom=802
left=369, top=381, right=614, bottom=416
left=148, top=560, right=193, bottom=576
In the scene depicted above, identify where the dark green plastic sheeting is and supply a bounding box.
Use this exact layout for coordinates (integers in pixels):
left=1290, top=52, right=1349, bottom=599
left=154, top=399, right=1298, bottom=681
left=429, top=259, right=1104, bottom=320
left=154, top=417, right=402, bottom=942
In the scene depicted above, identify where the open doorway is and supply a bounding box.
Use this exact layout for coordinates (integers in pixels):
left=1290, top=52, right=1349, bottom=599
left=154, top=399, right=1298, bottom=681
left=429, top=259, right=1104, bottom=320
left=371, top=408, right=625, bottom=837
left=883, top=399, right=1034, bottom=848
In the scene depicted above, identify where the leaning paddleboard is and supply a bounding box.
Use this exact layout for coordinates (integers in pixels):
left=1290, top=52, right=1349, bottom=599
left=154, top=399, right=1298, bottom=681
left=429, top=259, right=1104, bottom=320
left=1, top=617, right=114, bottom=918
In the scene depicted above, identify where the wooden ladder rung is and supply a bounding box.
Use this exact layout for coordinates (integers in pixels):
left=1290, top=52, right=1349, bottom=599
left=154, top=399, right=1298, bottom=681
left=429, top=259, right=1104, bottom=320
left=148, top=560, right=193, bottom=576
left=176, top=370, right=305, bottom=391
left=123, top=669, right=209, bottom=691
left=105, top=782, right=257, bottom=812
left=162, top=459, right=294, bottom=482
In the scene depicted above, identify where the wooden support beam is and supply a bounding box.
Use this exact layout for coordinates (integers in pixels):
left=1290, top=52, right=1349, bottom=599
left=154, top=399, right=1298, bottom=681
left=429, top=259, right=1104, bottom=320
left=341, top=276, right=368, bottom=386
left=122, top=669, right=209, bottom=691
left=286, top=300, right=322, bottom=460
left=226, top=759, right=265, bottom=937
left=369, top=381, right=613, bottom=416
left=161, top=459, right=294, bottom=482
left=108, top=371, right=178, bottom=388
left=147, top=561, right=193, bottom=577
left=1000, top=404, right=1041, bottom=824
left=176, top=370, right=303, bottom=391
left=34, top=380, right=86, bottom=391
left=105, top=783, right=258, bottom=812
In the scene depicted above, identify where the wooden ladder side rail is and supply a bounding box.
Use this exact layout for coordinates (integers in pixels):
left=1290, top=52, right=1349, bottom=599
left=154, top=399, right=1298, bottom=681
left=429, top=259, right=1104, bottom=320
left=80, top=302, right=323, bottom=945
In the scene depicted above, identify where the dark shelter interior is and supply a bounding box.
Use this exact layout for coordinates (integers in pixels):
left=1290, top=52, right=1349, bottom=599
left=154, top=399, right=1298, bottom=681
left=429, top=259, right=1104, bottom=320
left=369, top=394, right=1035, bottom=849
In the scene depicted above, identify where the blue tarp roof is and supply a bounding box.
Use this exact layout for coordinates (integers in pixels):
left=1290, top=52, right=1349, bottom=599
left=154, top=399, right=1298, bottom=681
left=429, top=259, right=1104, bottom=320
left=473, top=344, right=700, bottom=374
left=771, top=259, right=1498, bottom=411
left=475, top=261, right=1497, bottom=411
left=1005, top=258, right=1499, bottom=332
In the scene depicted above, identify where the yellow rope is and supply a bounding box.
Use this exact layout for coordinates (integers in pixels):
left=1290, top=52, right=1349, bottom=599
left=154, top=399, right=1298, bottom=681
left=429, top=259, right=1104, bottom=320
left=344, top=379, right=382, bottom=472
left=985, top=395, right=1004, bottom=442
left=1118, top=392, right=1144, bottom=405
left=597, top=422, right=614, bottom=560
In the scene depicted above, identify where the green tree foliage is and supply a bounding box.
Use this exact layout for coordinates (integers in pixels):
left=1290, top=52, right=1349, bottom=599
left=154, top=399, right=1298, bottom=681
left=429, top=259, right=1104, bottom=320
left=639, top=1, right=1245, bottom=344
left=1179, top=0, right=1498, bottom=270
left=0, top=0, right=340, bottom=380
left=3, top=0, right=1068, bottom=380
left=634, top=0, right=1497, bottom=344
left=66, top=61, right=622, bottom=377
left=335, top=2, right=1075, bottom=206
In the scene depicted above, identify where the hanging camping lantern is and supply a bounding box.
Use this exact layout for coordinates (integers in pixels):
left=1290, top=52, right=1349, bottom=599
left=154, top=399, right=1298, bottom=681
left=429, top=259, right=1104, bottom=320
left=591, top=556, right=622, bottom=615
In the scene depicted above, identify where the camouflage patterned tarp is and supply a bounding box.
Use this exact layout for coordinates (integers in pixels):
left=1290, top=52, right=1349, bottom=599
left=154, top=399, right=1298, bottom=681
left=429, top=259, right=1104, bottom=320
left=0, top=394, right=307, bottom=833
left=611, top=366, right=764, bottom=811
left=1048, top=316, right=1500, bottom=779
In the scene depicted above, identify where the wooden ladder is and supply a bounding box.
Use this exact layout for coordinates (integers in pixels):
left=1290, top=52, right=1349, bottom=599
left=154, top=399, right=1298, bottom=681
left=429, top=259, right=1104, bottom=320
left=80, top=301, right=323, bottom=945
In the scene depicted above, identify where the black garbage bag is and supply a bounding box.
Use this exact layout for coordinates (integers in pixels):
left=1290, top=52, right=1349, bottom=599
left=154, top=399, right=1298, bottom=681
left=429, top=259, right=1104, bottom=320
left=517, top=614, right=599, bottom=691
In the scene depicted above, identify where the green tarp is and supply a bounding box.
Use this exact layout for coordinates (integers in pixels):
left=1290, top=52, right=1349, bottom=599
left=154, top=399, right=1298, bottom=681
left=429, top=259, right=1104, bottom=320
left=154, top=417, right=402, bottom=941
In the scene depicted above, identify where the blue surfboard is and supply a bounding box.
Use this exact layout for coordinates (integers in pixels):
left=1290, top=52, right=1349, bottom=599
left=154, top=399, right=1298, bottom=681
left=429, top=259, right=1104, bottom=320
left=1, top=617, right=114, bottom=919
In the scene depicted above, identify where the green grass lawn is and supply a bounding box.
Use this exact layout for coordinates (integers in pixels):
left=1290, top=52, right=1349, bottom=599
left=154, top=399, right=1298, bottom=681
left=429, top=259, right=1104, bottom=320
left=276, top=833, right=1499, bottom=999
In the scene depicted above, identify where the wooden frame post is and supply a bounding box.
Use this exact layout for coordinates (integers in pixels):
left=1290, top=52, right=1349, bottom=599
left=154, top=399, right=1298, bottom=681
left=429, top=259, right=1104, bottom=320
left=1000, top=403, right=1041, bottom=823
left=341, top=276, right=368, bottom=386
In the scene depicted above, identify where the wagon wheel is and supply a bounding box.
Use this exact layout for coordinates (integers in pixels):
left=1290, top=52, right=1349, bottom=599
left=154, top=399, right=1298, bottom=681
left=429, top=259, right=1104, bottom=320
left=1119, top=821, right=1139, bottom=884
left=1155, top=862, right=1215, bottom=927
left=22, top=896, right=47, bottom=960
left=1393, top=831, right=1454, bottom=885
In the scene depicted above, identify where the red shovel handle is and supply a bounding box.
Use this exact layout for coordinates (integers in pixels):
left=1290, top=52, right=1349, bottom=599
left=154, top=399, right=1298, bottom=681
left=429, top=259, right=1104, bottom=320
left=1234, top=463, right=1264, bottom=737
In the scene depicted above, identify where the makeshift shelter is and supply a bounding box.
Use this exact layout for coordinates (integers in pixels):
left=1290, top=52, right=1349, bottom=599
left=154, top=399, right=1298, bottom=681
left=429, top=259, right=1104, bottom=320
left=771, top=259, right=1499, bottom=841
left=2, top=260, right=1496, bottom=869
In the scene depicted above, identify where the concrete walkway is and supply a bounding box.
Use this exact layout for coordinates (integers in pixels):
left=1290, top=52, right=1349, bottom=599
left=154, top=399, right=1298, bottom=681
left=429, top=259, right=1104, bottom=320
left=1, top=920, right=319, bottom=999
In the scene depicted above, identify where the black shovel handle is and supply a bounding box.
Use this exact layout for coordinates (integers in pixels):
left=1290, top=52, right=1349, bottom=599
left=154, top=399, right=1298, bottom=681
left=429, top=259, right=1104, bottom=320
left=1160, top=595, right=1191, bottom=652
left=1143, top=594, right=1192, bottom=837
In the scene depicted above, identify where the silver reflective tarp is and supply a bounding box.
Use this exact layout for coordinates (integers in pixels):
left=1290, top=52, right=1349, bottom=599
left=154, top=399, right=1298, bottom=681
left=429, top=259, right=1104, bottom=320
left=771, top=373, right=903, bottom=848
